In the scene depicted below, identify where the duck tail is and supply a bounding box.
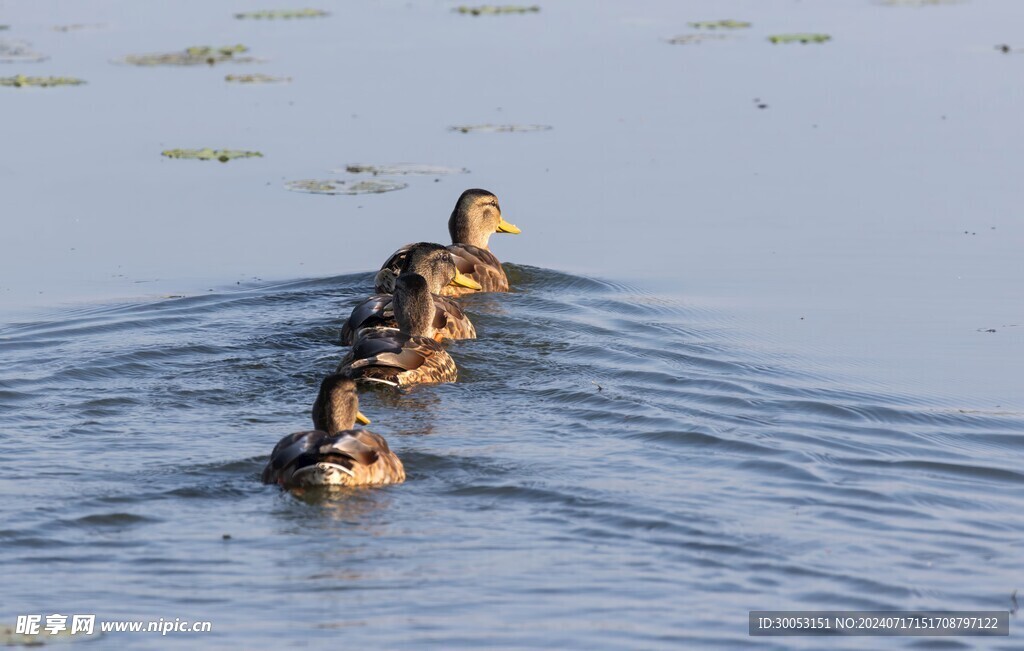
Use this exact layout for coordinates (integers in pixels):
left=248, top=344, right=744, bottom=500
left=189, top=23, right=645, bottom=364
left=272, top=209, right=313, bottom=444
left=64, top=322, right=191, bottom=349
left=343, top=363, right=402, bottom=387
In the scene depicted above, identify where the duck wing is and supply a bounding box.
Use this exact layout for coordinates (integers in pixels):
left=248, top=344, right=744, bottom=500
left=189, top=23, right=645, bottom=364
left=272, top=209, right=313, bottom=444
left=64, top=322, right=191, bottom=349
left=262, top=429, right=405, bottom=487
left=337, top=328, right=456, bottom=387
left=340, top=294, right=395, bottom=345
left=432, top=294, right=477, bottom=340
left=444, top=243, right=509, bottom=295
left=373, top=243, right=415, bottom=294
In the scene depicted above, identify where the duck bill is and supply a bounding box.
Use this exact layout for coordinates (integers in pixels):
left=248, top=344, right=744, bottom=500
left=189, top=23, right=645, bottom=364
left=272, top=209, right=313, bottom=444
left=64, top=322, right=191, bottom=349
left=496, top=217, right=521, bottom=234
left=355, top=411, right=371, bottom=425
left=451, top=270, right=483, bottom=290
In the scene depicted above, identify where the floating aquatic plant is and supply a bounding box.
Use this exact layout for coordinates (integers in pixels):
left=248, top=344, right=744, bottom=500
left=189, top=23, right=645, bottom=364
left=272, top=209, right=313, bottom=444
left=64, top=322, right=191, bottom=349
left=225, top=73, right=291, bottom=83
left=234, top=9, right=329, bottom=19
left=0, top=40, right=48, bottom=63
left=122, top=44, right=253, bottom=66
left=768, top=33, right=831, bottom=44
left=285, top=179, right=408, bottom=195
left=2, top=626, right=76, bottom=647
left=667, top=34, right=732, bottom=45
left=449, top=124, right=552, bottom=133
left=1, top=74, right=85, bottom=87
left=53, top=23, right=105, bottom=32
left=339, top=163, right=469, bottom=176
left=881, top=0, right=963, bottom=5
left=162, top=148, right=263, bottom=162
left=0, top=25, right=8, bottom=31
left=689, top=20, right=750, bottom=29
left=455, top=5, right=540, bottom=16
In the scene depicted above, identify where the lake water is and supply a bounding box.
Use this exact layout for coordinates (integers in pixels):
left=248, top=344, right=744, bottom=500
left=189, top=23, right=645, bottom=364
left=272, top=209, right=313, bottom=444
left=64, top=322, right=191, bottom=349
left=1, top=0, right=1022, bottom=648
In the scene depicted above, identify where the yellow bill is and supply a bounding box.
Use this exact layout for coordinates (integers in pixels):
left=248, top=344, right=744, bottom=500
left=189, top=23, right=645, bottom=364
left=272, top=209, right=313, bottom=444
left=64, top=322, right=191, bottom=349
left=356, top=411, right=371, bottom=425
left=451, top=270, right=483, bottom=289
left=497, top=217, right=521, bottom=234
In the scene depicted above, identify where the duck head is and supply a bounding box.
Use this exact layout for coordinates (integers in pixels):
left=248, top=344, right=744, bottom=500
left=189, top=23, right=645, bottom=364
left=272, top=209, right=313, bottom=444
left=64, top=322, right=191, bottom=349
left=448, top=189, right=521, bottom=249
left=402, top=242, right=481, bottom=292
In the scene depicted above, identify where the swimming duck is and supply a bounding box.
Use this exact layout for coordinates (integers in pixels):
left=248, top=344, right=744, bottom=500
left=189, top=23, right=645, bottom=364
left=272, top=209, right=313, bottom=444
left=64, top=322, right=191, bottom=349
left=261, top=375, right=405, bottom=488
left=342, top=242, right=478, bottom=345
left=338, top=273, right=458, bottom=387
left=374, top=189, right=521, bottom=296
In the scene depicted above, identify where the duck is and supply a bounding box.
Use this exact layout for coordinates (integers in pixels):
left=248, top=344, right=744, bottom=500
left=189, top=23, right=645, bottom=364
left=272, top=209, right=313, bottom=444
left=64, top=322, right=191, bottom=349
left=261, top=375, right=405, bottom=488
left=341, top=242, right=479, bottom=345
left=338, top=272, right=458, bottom=387
left=374, top=188, right=521, bottom=296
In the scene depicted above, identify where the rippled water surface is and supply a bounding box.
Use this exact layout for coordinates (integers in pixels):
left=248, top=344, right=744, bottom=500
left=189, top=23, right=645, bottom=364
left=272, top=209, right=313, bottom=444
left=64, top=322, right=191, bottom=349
left=2, top=268, right=1021, bottom=648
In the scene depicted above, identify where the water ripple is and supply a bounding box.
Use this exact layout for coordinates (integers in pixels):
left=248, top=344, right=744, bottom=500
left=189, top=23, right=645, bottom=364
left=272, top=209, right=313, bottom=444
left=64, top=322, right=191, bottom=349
left=1, top=268, right=1021, bottom=648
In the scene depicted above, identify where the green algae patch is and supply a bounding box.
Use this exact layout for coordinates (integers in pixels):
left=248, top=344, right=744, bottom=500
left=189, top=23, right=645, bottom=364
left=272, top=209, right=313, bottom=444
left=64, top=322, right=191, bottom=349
left=881, top=0, right=963, bottom=5
left=2, top=625, right=77, bottom=647
left=768, top=33, right=831, bottom=44
left=285, top=179, right=408, bottom=195
left=53, top=23, right=106, bottom=32
left=455, top=5, right=540, bottom=16
left=449, top=123, right=552, bottom=133
left=0, top=40, right=48, bottom=63
left=667, top=33, right=732, bottom=45
left=689, top=20, right=750, bottom=30
left=235, top=9, right=329, bottom=19
left=226, top=73, right=291, bottom=83
left=162, top=148, right=263, bottom=162
left=339, top=163, right=469, bottom=176
left=122, top=44, right=253, bottom=66
left=1, top=74, right=85, bottom=88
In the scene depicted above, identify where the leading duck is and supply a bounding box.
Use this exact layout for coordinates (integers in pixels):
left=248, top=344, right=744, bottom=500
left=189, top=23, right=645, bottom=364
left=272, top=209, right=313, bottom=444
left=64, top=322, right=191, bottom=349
left=262, top=375, right=405, bottom=488
left=375, top=189, right=521, bottom=296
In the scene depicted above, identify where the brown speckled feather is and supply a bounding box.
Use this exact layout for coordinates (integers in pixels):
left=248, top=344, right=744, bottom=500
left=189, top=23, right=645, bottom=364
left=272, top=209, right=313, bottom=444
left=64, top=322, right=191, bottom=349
left=340, top=294, right=476, bottom=345
left=261, top=429, right=405, bottom=488
left=373, top=245, right=414, bottom=294
left=337, top=327, right=457, bottom=387
left=442, top=243, right=509, bottom=296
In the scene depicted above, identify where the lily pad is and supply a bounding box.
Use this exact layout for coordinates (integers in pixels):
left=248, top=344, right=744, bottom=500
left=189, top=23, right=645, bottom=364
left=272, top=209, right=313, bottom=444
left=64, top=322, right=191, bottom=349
left=667, top=34, right=732, bottom=45
left=1, top=74, right=85, bottom=87
left=53, top=23, right=106, bottom=32
left=881, top=0, right=963, bottom=5
left=121, top=44, right=253, bottom=66
left=235, top=9, right=329, bottom=19
left=689, top=20, right=751, bottom=29
left=162, top=148, right=263, bottom=162
left=338, top=163, right=469, bottom=176
left=2, top=625, right=77, bottom=646
left=449, top=124, right=552, bottom=133
left=455, top=5, right=540, bottom=16
left=285, top=179, right=408, bottom=195
left=768, top=33, right=831, bottom=44
left=0, top=40, right=48, bottom=63
left=225, top=73, right=291, bottom=83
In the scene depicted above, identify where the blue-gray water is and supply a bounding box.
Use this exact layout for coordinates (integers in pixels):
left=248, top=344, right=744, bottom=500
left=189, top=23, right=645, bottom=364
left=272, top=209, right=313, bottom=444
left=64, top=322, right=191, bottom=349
left=2, top=0, right=1023, bottom=647
left=2, top=267, right=1021, bottom=648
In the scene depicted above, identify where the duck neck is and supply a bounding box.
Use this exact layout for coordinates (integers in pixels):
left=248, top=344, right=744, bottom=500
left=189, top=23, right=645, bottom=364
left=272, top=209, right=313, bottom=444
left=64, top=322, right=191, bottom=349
left=314, top=377, right=357, bottom=433
left=449, top=212, right=492, bottom=250
left=394, top=281, right=435, bottom=338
